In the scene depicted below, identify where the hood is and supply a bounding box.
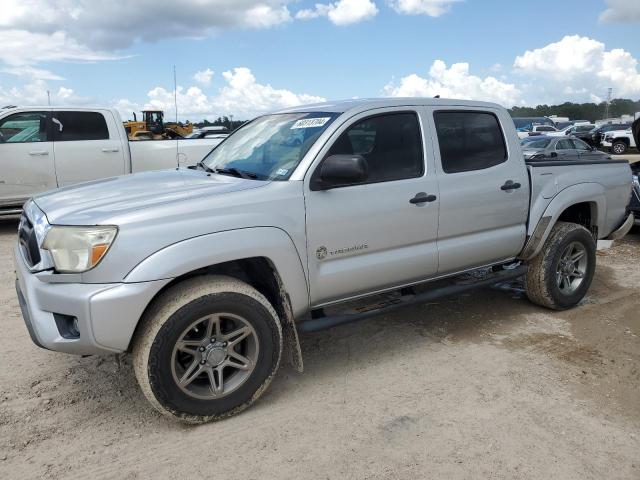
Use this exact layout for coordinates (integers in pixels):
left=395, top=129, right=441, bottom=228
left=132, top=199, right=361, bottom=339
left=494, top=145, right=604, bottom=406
left=34, top=169, right=266, bottom=224
left=633, top=117, right=640, bottom=148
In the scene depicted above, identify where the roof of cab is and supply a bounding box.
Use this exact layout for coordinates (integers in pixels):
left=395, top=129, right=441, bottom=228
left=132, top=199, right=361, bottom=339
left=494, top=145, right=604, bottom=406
left=273, top=97, right=504, bottom=115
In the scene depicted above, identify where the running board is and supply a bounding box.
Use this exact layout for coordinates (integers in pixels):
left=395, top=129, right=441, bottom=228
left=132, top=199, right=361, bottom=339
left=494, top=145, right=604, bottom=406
left=297, top=265, right=528, bottom=333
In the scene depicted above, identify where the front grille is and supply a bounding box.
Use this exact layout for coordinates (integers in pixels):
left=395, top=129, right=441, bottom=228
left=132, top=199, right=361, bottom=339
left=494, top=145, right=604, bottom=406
left=18, top=215, right=41, bottom=267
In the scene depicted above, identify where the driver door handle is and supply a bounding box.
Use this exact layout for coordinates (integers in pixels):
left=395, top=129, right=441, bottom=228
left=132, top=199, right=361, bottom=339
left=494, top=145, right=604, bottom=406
left=410, top=192, right=437, bottom=204
left=28, top=150, right=49, bottom=156
left=501, top=181, right=521, bottom=191
left=101, top=147, right=120, bottom=153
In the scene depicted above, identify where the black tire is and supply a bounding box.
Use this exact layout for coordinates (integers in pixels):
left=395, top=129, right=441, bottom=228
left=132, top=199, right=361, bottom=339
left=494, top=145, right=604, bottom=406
left=524, top=222, right=596, bottom=310
left=611, top=141, right=628, bottom=155
left=132, top=275, right=282, bottom=423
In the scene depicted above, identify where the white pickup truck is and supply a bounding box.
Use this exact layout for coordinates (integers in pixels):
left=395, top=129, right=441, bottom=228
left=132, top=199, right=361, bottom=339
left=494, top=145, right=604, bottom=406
left=0, top=106, right=224, bottom=215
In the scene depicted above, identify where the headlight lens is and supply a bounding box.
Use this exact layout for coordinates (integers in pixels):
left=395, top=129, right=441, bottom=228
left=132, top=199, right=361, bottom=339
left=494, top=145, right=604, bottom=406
left=42, top=226, right=118, bottom=273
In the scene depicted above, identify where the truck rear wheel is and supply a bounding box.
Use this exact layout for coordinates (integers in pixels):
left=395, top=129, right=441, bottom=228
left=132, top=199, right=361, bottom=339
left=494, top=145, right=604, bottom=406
left=524, top=222, right=596, bottom=310
left=132, top=275, right=282, bottom=423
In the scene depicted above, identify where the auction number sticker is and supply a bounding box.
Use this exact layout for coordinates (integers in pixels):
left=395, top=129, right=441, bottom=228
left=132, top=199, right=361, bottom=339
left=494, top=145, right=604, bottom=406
left=291, top=117, right=331, bottom=129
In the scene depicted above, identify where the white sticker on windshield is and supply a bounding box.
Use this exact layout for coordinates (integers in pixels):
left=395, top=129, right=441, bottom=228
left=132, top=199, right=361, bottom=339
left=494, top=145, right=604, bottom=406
left=290, top=117, right=331, bottom=129
left=276, top=168, right=288, bottom=176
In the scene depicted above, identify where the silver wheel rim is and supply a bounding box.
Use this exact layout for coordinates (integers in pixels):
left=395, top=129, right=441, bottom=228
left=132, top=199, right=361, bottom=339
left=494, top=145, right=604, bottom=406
left=613, top=143, right=624, bottom=154
left=556, top=241, right=588, bottom=295
left=171, top=313, right=259, bottom=400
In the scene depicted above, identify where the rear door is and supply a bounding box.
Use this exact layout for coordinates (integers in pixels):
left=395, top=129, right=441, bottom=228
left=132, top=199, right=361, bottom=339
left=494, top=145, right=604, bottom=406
left=0, top=110, right=56, bottom=206
left=304, top=109, right=440, bottom=306
left=428, top=108, right=529, bottom=274
left=52, top=110, right=126, bottom=186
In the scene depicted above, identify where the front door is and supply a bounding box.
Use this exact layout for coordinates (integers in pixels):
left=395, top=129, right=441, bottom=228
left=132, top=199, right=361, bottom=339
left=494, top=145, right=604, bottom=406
left=554, top=138, right=580, bottom=161
left=52, top=110, right=126, bottom=186
left=0, top=111, right=56, bottom=206
left=304, top=109, right=440, bottom=307
left=428, top=108, right=530, bottom=274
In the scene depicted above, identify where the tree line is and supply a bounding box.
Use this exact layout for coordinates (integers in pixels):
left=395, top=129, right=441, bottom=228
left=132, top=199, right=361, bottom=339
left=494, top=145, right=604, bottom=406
left=508, top=98, right=640, bottom=122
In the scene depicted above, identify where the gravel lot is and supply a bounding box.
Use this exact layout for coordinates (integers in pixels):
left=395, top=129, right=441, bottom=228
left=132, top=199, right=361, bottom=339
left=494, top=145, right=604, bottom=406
left=0, top=218, right=639, bottom=480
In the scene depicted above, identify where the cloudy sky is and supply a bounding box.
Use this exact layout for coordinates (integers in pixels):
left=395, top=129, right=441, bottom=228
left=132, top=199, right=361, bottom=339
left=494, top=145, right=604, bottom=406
left=0, top=0, right=639, bottom=120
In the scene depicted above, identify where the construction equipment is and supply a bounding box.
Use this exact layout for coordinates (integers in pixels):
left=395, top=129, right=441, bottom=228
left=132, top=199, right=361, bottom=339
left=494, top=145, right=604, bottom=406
left=124, top=110, right=193, bottom=140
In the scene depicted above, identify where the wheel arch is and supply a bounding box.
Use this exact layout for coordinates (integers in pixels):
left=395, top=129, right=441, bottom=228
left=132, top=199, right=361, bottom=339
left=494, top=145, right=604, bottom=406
left=520, top=183, right=605, bottom=260
left=124, top=227, right=308, bottom=370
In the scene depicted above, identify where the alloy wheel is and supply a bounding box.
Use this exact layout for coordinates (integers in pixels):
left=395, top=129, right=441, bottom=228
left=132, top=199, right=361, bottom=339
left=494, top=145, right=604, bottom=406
left=170, top=313, right=259, bottom=400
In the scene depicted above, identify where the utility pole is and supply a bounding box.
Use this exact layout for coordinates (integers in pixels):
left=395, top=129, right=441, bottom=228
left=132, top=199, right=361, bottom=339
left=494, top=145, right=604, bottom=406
left=47, top=90, right=51, bottom=106
left=604, top=87, right=612, bottom=119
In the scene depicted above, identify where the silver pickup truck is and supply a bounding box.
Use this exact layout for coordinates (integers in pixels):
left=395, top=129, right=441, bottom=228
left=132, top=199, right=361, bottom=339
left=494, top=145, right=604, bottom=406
left=14, top=98, right=634, bottom=423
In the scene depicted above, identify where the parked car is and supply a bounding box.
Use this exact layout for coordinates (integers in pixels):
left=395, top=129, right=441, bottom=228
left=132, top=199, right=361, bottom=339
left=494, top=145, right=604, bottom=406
left=546, top=123, right=595, bottom=137
left=186, top=126, right=230, bottom=139
left=520, top=135, right=610, bottom=161
left=0, top=107, right=225, bottom=215
left=15, top=98, right=633, bottom=423
left=512, top=116, right=556, bottom=138
left=629, top=118, right=640, bottom=225
left=589, top=123, right=631, bottom=147
left=602, top=127, right=637, bottom=155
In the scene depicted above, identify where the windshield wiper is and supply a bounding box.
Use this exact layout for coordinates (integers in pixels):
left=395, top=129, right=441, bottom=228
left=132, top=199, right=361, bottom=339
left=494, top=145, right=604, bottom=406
left=195, top=161, right=215, bottom=173
left=213, top=167, right=258, bottom=179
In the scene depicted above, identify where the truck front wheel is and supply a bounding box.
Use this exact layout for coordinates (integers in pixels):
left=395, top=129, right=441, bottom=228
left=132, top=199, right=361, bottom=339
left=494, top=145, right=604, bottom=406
left=611, top=140, right=628, bottom=155
left=524, top=222, right=596, bottom=310
left=132, top=275, right=282, bottom=423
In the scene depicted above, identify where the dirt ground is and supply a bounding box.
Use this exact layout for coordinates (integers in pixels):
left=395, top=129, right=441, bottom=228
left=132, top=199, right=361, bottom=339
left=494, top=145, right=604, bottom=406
left=0, top=217, right=638, bottom=480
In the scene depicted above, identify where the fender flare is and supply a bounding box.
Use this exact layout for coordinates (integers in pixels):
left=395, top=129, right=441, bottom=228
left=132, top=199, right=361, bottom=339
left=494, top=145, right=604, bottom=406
left=519, top=183, right=606, bottom=260
left=125, top=227, right=310, bottom=318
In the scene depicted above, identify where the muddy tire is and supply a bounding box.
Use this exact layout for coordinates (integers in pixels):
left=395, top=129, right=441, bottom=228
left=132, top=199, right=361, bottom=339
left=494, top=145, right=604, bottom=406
left=132, top=275, right=282, bottom=423
left=524, top=222, right=596, bottom=310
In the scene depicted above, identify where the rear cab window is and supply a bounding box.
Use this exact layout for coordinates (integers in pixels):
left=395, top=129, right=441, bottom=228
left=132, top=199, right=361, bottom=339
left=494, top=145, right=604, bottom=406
left=433, top=111, right=507, bottom=174
left=52, top=111, right=109, bottom=141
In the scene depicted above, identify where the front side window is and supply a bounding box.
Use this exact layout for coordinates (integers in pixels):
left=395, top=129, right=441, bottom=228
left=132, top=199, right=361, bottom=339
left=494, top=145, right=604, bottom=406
left=0, top=112, right=49, bottom=143
left=325, top=112, right=423, bottom=184
left=52, top=111, right=109, bottom=141
left=202, top=112, right=340, bottom=180
left=434, top=111, right=507, bottom=174
left=571, top=139, right=591, bottom=151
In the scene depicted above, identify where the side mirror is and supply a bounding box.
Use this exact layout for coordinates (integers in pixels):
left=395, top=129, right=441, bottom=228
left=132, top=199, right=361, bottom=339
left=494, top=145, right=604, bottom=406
left=313, top=154, right=368, bottom=190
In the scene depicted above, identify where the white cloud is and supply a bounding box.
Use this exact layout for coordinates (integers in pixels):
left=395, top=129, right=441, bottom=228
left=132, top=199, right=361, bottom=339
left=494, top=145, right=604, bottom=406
left=115, top=67, right=325, bottom=120
left=193, top=68, right=214, bottom=86
left=0, top=1, right=295, bottom=51
left=388, top=0, right=460, bottom=17
left=513, top=35, right=640, bottom=103
left=0, top=79, right=90, bottom=106
left=384, top=60, right=521, bottom=106
left=0, top=29, right=119, bottom=68
left=1, top=65, right=64, bottom=81
left=296, top=0, right=378, bottom=26
left=599, top=0, right=640, bottom=23
left=215, top=67, right=325, bottom=116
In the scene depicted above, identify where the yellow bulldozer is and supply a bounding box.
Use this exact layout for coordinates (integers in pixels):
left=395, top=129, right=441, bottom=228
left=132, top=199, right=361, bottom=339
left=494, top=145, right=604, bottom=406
left=124, top=110, right=193, bottom=140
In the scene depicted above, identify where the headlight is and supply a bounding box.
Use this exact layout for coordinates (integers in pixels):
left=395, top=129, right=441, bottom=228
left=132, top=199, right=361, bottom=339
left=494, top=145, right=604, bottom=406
left=42, top=226, right=118, bottom=273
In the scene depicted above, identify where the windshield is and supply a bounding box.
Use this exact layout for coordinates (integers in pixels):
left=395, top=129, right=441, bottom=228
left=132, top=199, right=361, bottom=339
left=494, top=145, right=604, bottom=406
left=521, top=138, right=551, bottom=148
left=201, top=112, right=341, bottom=180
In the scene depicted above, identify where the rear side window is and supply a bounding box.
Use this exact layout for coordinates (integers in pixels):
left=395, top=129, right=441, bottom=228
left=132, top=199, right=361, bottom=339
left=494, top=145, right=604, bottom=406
left=434, top=111, right=507, bottom=174
left=326, top=112, right=424, bottom=184
left=0, top=112, right=49, bottom=143
left=52, top=111, right=109, bottom=141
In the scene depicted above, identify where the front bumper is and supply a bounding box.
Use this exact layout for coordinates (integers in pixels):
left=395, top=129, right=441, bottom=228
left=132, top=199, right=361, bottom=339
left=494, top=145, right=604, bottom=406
left=14, top=243, right=169, bottom=355
left=601, top=140, right=613, bottom=148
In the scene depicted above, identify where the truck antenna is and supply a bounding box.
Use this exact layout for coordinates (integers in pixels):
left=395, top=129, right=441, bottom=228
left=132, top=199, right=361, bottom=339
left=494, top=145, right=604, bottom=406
left=174, top=65, right=180, bottom=169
